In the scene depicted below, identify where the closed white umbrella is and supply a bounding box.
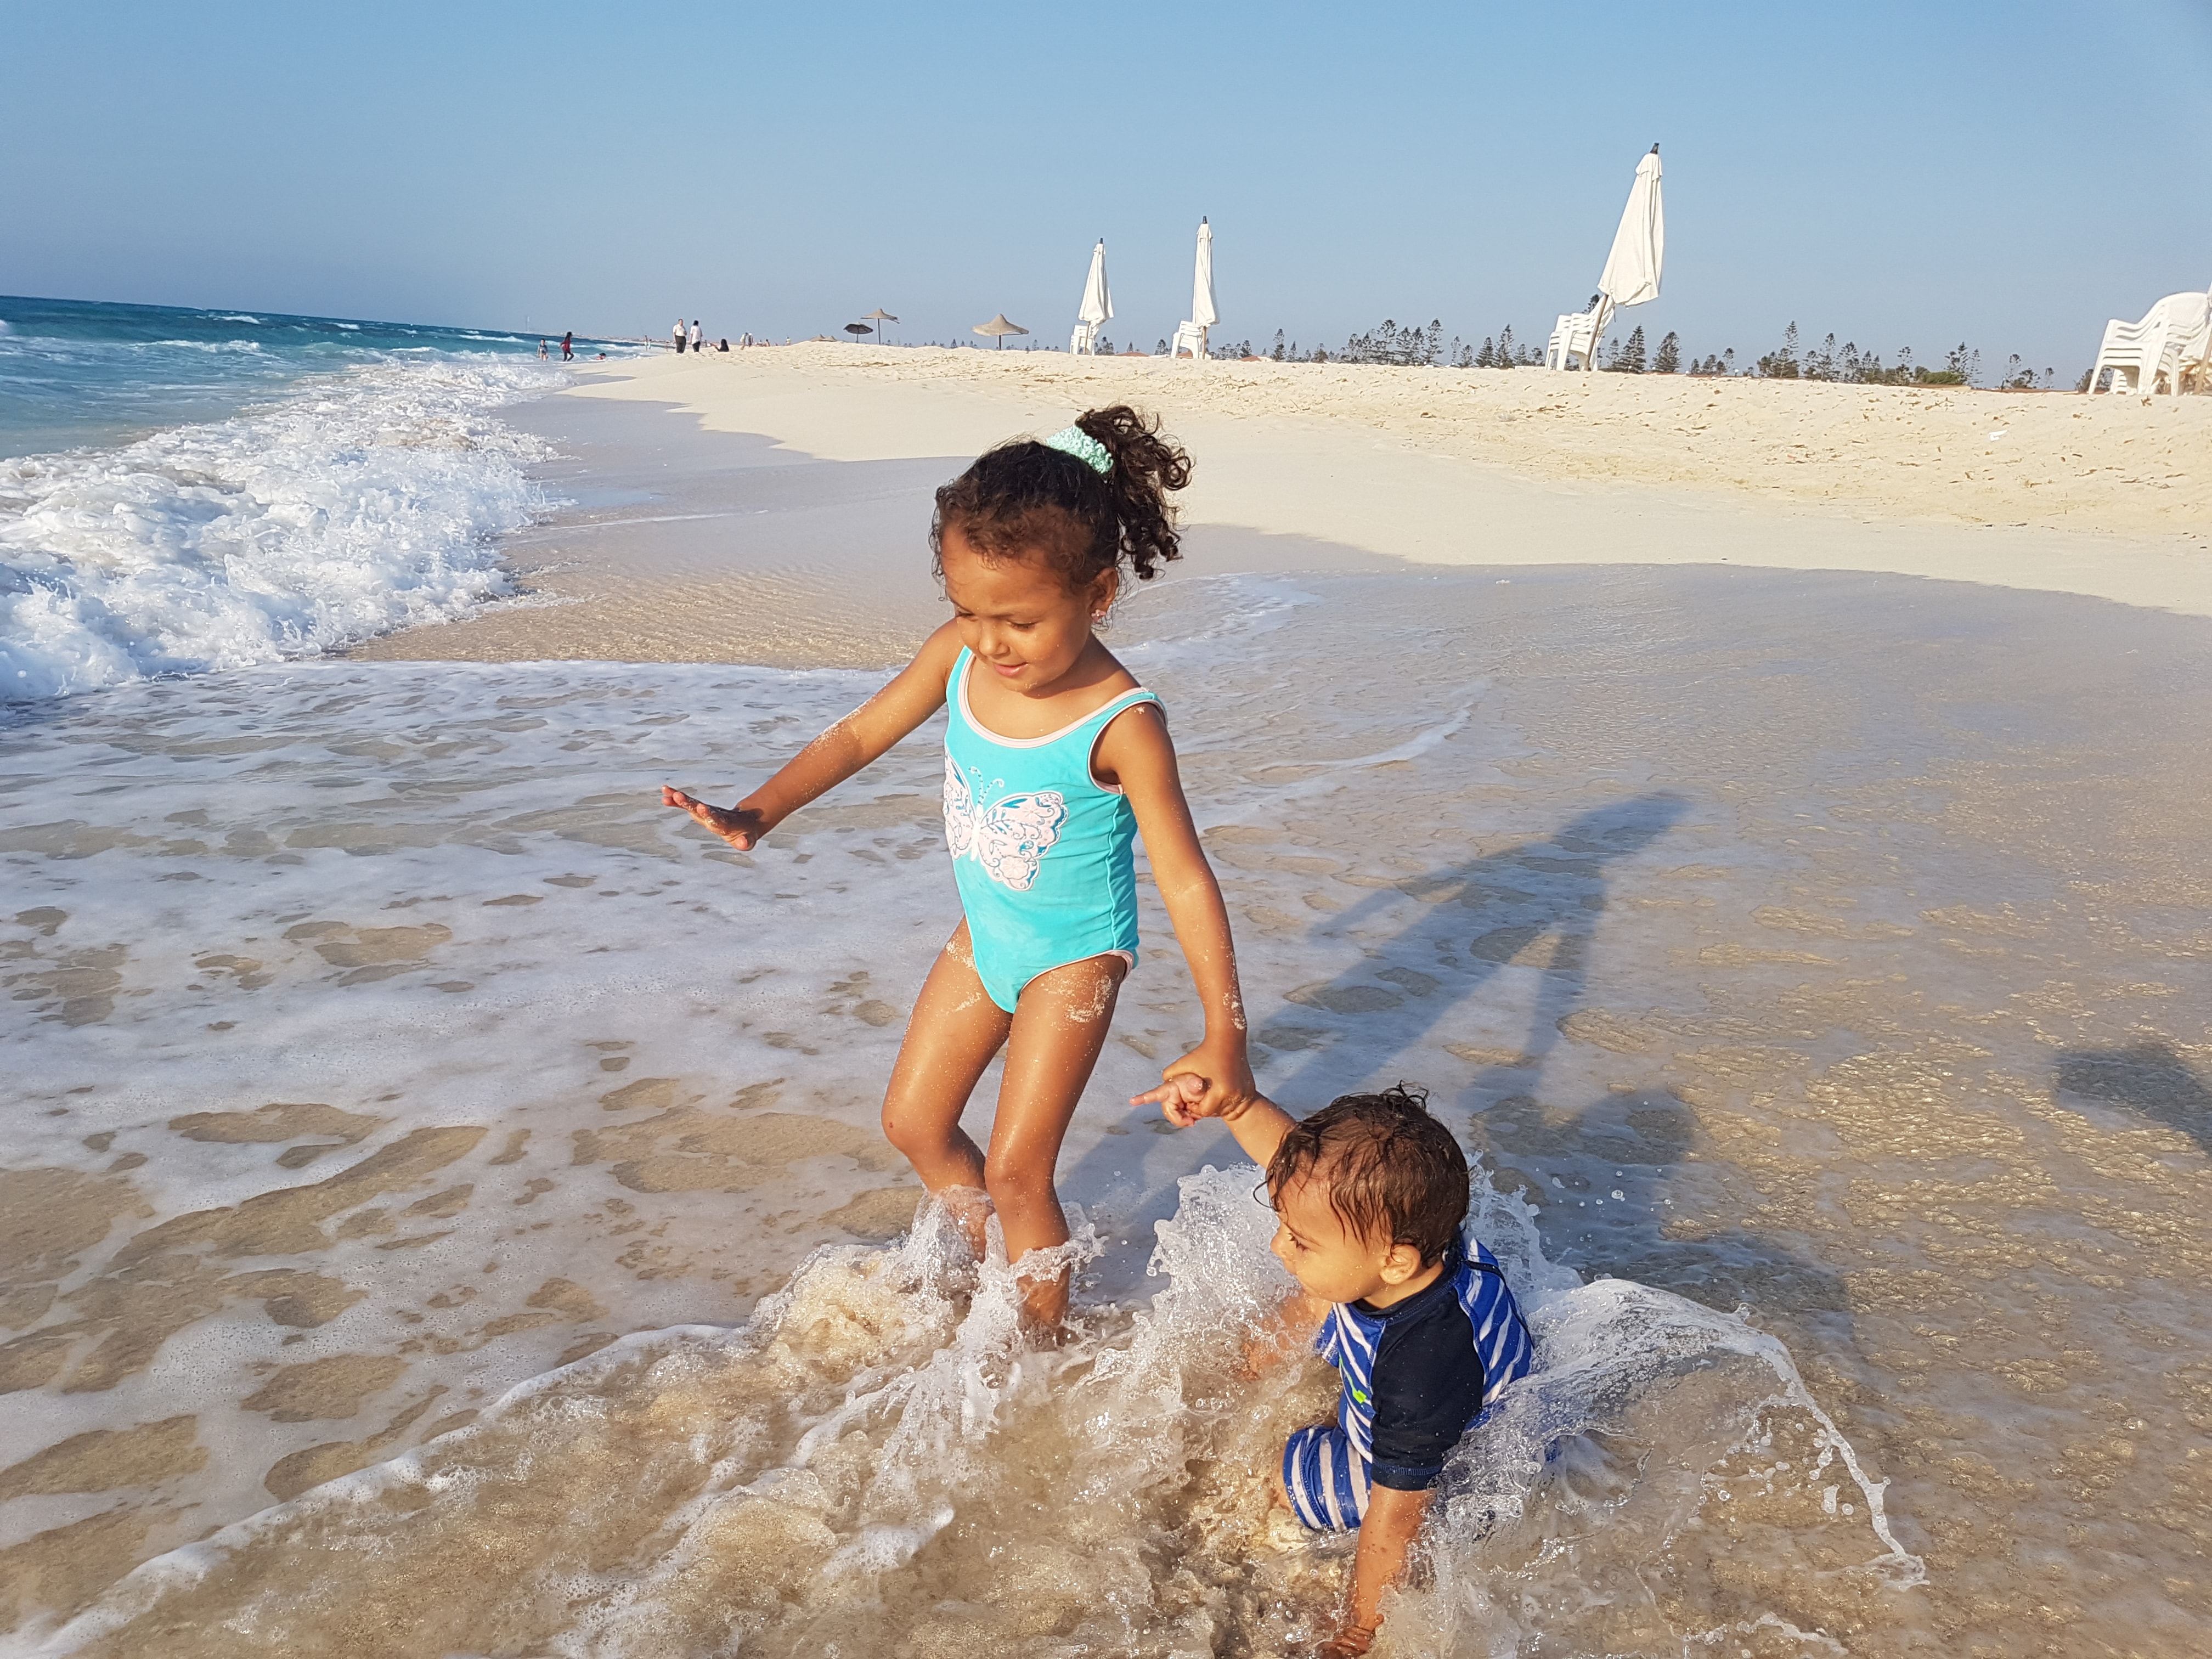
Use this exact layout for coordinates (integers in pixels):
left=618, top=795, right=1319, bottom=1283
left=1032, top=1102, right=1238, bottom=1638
left=1596, top=146, right=1664, bottom=309
left=1079, top=241, right=1112, bottom=326
left=1190, top=217, right=1218, bottom=328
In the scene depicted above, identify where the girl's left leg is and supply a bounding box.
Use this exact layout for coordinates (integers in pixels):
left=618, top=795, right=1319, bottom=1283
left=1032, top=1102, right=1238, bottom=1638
left=984, top=952, right=1128, bottom=1328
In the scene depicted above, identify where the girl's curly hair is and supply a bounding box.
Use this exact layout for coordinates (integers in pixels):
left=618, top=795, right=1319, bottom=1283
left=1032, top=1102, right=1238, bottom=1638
left=930, top=404, right=1192, bottom=592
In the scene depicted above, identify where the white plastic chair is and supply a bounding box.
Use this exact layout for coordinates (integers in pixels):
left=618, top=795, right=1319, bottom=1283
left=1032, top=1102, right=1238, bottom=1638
left=1070, top=321, right=1102, bottom=356
left=2087, top=290, right=2210, bottom=394
left=1544, top=298, right=1612, bottom=371
left=1170, top=320, right=1209, bottom=360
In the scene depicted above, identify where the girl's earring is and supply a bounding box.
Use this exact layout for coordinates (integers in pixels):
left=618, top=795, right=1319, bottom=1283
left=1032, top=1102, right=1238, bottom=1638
left=1091, top=611, right=1108, bottom=623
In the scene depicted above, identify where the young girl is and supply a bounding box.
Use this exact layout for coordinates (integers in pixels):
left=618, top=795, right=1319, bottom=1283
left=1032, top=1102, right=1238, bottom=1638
left=663, top=405, right=1253, bottom=1325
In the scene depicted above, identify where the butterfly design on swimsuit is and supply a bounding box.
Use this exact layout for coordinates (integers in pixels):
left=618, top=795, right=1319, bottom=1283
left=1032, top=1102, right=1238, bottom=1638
left=943, top=755, right=1067, bottom=891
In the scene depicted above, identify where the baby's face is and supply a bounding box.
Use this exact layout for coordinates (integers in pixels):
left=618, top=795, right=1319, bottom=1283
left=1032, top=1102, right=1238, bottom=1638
left=1267, top=1173, right=1401, bottom=1305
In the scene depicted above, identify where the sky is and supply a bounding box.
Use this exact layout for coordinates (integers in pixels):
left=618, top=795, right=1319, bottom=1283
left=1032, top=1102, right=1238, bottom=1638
left=4, top=0, right=2210, bottom=375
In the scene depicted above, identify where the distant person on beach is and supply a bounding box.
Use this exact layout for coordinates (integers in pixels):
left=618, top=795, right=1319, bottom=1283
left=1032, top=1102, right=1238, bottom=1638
left=561, top=332, right=573, bottom=361
left=538, top=338, right=549, bottom=359
left=689, top=319, right=703, bottom=353
left=664, top=407, right=1252, bottom=1330
left=1136, top=1074, right=1534, bottom=1657
left=673, top=318, right=687, bottom=353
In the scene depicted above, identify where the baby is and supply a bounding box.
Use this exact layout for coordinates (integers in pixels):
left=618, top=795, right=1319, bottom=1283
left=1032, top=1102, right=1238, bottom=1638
left=1138, top=1075, right=1534, bottom=1656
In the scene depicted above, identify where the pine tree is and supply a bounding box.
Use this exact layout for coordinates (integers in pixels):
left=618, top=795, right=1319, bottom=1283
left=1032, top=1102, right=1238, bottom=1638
left=1621, top=325, right=1646, bottom=373
left=1272, top=330, right=1285, bottom=361
left=1653, top=331, right=1680, bottom=374
left=1757, top=324, right=1801, bottom=379
left=1498, top=325, right=1517, bottom=369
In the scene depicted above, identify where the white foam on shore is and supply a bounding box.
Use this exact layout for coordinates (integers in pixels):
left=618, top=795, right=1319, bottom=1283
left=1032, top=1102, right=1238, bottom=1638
left=0, top=353, right=561, bottom=702
left=0, top=597, right=1935, bottom=1652
left=21, top=1166, right=1915, bottom=1659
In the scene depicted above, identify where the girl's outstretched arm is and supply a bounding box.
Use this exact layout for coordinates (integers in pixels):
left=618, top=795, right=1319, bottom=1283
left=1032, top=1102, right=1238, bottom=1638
left=663, top=623, right=964, bottom=851
left=1098, top=708, right=1254, bottom=1118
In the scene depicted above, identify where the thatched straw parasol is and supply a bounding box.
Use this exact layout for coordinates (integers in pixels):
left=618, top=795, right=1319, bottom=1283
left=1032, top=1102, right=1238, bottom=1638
left=972, top=313, right=1029, bottom=349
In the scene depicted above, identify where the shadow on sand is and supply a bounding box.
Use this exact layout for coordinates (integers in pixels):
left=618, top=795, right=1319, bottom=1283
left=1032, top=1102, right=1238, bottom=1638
left=2053, top=1041, right=2212, bottom=1156
left=1069, top=794, right=1681, bottom=1249
left=1072, top=788, right=1848, bottom=1323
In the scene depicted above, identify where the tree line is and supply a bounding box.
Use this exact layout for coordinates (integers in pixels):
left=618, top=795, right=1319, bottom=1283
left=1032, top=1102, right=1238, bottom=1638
left=1192, top=317, right=2059, bottom=389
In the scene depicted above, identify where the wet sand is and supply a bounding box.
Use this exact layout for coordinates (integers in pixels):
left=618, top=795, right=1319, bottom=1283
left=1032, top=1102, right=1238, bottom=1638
left=7, top=358, right=2212, bottom=1655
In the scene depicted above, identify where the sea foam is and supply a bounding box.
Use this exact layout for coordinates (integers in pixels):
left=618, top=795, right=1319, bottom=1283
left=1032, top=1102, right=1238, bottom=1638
left=0, top=352, right=560, bottom=701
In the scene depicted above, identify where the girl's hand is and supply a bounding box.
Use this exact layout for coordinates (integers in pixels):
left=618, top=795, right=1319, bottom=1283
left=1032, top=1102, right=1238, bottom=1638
left=1141, top=1066, right=1297, bottom=1167
left=1130, top=1072, right=1210, bottom=1127
left=1316, top=1622, right=1377, bottom=1656
left=1166, top=1036, right=1257, bottom=1123
left=661, top=786, right=770, bottom=852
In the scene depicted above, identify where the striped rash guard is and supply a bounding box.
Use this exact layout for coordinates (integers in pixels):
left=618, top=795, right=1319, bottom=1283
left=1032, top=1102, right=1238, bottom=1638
left=1284, top=1235, right=1533, bottom=1530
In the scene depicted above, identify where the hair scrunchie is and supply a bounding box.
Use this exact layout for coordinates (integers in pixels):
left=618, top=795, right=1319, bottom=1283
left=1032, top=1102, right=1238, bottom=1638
left=1042, top=425, right=1113, bottom=475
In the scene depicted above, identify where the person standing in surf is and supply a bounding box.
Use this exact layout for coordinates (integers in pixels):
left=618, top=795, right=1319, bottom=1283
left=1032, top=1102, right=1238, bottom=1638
left=663, top=406, right=1252, bottom=1328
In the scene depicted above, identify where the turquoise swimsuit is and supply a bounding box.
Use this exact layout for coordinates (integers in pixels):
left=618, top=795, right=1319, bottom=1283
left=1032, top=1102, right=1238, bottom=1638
left=942, top=647, right=1161, bottom=1013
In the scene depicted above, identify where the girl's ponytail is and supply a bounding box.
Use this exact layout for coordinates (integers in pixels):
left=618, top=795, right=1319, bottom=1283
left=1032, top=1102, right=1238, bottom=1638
left=932, top=404, right=1193, bottom=591
left=1070, top=405, right=1192, bottom=582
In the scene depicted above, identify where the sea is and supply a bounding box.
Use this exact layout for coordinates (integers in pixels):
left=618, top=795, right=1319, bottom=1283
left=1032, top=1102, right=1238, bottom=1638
left=0, top=295, right=619, bottom=703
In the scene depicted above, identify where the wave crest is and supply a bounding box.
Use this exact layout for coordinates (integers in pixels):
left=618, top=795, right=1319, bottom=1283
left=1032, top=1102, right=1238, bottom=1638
left=0, top=354, right=561, bottom=701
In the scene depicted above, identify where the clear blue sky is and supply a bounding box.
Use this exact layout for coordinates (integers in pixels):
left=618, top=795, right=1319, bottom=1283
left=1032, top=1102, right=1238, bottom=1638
left=5, top=0, right=2209, bottom=374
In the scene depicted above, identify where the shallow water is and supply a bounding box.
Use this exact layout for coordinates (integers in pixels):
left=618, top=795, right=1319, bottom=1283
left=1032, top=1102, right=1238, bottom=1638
left=4, top=565, right=2210, bottom=1655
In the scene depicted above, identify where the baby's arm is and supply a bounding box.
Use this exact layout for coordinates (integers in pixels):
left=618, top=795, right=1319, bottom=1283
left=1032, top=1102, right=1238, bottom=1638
left=1325, top=1486, right=1430, bottom=1656
left=1098, top=708, right=1254, bottom=1119
left=1130, top=1072, right=1294, bottom=1167
left=663, top=623, right=963, bottom=850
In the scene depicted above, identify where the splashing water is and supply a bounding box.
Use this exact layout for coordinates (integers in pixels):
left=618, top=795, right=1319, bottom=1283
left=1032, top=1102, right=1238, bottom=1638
left=21, top=1163, right=1916, bottom=1658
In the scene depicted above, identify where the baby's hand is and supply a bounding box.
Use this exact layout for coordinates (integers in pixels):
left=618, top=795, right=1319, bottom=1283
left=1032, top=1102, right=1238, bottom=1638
left=662, top=786, right=769, bottom=853
left=1130, top=1071, right=1211, bottom=1128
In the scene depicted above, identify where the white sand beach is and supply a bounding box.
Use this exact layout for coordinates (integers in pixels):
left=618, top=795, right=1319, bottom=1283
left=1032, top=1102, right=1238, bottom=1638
left=352, top=347, right=2212, bottom=674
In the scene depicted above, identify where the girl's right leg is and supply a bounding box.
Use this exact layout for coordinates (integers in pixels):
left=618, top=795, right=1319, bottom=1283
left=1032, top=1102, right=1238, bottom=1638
left=881, top=923, right=1012, bottom=1248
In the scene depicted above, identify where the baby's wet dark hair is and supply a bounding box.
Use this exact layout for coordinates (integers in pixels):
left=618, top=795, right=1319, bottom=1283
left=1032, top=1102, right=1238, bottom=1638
left=931, top=405, right=1192, bottom=592
left=1266, top=1084, right=1469, bottom=1266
